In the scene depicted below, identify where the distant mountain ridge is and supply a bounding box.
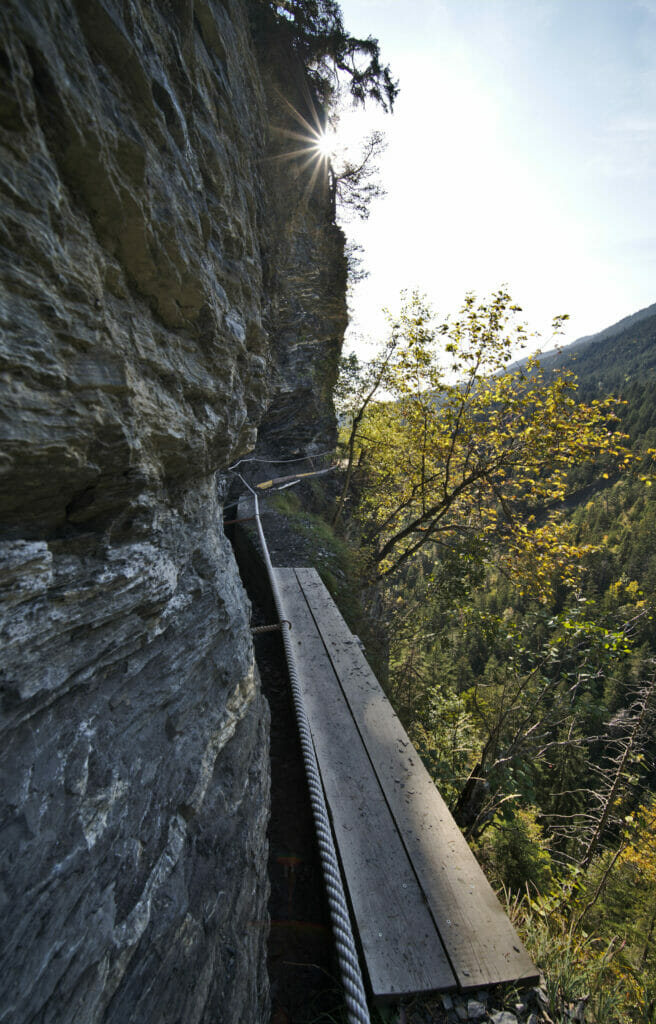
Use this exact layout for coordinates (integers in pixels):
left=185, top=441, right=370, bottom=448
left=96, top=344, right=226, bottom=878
left=520, top=300, right=656, bottom=393
left=566, top=300, right=656, bottom=353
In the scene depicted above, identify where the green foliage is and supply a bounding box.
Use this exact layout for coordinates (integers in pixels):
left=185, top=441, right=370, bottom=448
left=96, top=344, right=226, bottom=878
left=478, top=807, right=554, bottom=893
left=581, top=800, right=656, bottom=980
left=339, top=290, right=631, bottom=585
left=507, top=819, right=656, bottom=1023
left=330, top=289, right=656, bottom=1016
left=263, top=1, right=398, bottom=110
left=511, top=886, right=630, bottom=1023
left=406, top=693, right=478, bottom=807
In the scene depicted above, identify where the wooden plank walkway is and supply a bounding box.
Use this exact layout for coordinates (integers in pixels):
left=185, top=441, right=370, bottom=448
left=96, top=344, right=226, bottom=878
left=274, top=567, right=539, bottom=1001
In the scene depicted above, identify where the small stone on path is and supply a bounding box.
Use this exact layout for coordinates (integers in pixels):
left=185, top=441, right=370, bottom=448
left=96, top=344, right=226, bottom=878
left=467, top=1000, right=487, bottom=1020
left=489, top=1013, right=518, bottom=1024
left=572, top=998, right=588, bottom=1021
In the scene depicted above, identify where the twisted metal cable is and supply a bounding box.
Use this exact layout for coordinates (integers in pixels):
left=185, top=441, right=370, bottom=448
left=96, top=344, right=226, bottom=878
left=250, top=620, right=291, bottom=634
left=236, top=476, right=371, bottom=1024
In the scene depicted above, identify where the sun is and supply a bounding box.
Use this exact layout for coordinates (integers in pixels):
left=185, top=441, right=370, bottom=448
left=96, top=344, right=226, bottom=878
left=270, top=96, right=342, bottom=200
left=314, top=131, right=336, bottom=160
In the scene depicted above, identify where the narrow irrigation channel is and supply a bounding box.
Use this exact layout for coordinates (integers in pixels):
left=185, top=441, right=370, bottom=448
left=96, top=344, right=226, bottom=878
left=250, top=600, right=345, bottom=1024
left=223, top=463, right=344, bottom=1021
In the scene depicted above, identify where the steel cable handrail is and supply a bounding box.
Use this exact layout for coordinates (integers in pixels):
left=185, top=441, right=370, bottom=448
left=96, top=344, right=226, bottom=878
left=236, top=475, right=371, bottom=1024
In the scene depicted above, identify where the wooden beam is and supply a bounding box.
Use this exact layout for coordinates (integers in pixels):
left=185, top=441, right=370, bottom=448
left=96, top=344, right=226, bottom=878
left=295, top=567, right=539, bottom=992
left=275, top=568, right=456, bottom=1000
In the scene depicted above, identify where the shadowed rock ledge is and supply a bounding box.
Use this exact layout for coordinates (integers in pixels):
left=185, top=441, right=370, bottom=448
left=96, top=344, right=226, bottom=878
left=0, top=1, right=346, bottom=1020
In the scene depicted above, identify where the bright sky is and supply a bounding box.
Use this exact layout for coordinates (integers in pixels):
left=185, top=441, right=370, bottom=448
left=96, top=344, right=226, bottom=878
left=334, top=0, right=656, bottom=355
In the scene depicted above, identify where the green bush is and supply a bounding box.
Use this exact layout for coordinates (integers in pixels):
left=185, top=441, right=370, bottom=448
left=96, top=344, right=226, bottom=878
left=481, top=806, right=554, bottom=893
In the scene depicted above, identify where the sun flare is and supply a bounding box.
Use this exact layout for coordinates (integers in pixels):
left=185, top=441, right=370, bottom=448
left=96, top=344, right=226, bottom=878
left=270, top=94, right=344, bottom=201
left=314, top=131, right=335, bottom=159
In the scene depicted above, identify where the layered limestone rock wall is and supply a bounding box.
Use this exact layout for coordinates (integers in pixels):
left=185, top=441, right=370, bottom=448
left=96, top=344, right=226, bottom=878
left=0, top=1, right=346, bottom=1021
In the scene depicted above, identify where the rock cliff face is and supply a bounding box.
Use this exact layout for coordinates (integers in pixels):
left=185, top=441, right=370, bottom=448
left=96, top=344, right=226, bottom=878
left=0, top=1, right=346, bottom=1021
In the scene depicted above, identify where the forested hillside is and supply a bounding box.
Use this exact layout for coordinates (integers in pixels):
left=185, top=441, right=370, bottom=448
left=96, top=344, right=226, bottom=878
left=544, top=304, right=656, bottom=438
left=545, top=303, right=656, bottom=382
left=335, top=295, right=656, bottom=1023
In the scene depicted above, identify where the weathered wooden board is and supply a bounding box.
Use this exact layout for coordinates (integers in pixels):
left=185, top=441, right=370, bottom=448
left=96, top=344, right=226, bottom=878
left=275, top=568, right=456, bottom=999
left=295, top=567, right=539, bottom=992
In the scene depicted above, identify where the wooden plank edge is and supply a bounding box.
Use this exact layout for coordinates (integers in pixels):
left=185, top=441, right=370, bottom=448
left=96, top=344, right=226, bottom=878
left=274, top=568, right=458, bottom=998
left=294, top=568, right=540, bottom=991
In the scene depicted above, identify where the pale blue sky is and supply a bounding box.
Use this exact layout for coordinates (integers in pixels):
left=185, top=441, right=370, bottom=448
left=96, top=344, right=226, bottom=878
left=335, top=0, right=656, bottom=352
